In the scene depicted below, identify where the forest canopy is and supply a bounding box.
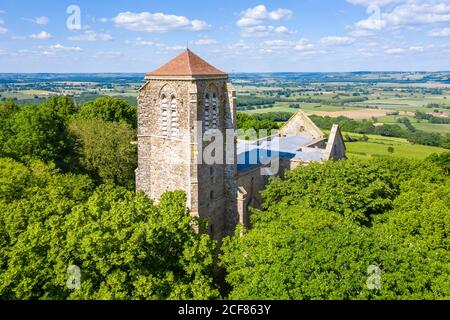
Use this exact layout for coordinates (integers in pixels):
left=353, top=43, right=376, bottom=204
left=0, top=97, right=449, bottom=300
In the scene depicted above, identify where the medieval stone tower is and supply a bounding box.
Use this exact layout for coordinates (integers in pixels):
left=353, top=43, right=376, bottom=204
left=136, top=49, right=239, bottom=239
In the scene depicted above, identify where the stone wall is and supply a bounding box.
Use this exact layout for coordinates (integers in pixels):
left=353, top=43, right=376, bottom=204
left=324, top=124, right=347, bottom=160
left=136, top=76, right=238, bottom=240
left=136, top=76, right=346, bottom=239
left=279, top=110, right=324, bottom=139
left=136, top=80, right=191, bottom=201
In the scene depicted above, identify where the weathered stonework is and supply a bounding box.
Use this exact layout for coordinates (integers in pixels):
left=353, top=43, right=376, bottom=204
left=136, top=50, right=347, bottom=239
left=136, top=75, right=238, bottom=239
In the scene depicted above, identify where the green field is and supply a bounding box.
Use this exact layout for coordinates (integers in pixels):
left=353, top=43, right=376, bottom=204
left=375, top=115, right=450, bottom=134
left=241, top=102, right=359, bottom=114
left=413, top=122, right=450, bottom=134
left=19, top=89, right=57, bottom=95
left=341, top=132, right=447, bottom=160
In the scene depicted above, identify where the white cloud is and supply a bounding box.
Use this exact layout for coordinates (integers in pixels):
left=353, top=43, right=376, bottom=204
left=430, top=27, right=450, bottom=37
left=68, top=30, right=113, bottom=41
left=384, top=1, right=450, bottom=26
left=99, top=18, right=108, bottom=23
left=350, top=29, right=376, bottom=37
left=294, top=39, right=315, bottom=51
left=346, top=0, right=402, bottom=6
left=124, top=38, right=186, bottom=51
left=49, top=44, right=82, bottom=52
left=320, top=36, right=355, bottom=46
left=237, top=5, right=293, bottom=27
left=113, top=11, right=209, bottom=32
left=126, top=38, right=159, bottom=46
left=24, top=16, right=49, bottom=25
left=355, top=18, right=387, bottom=30
left=386, top=45, right=428, bottom=54
left=354, top=0, right=450, bottom=33
left=164, top=45, right=185, bottom=51
left=193, top=38, right=217, bottom=45
left=274, top=26, right=294, bottom=34
left=409, top=46, right=425, bottom=52
left=240, top=25, right=294, bottom=37
left=269, top=8, right=294, bottom=21
left=386, top=48, right=405, bottom=54
left=261, top=38, right=314, bottom=53
left=227, top=40, right=251, bottom=50
left=263, top=39, right=294, bottom=48
left=240, top=25, right=271, bottom=37
left=237, top=5, right=294, bottom=37
left=30, top=31, right=52, bottom=40
left=35, top=16, right=49, bottom=25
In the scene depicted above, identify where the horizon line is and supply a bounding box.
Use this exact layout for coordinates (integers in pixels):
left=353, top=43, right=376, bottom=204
left=1, top=70, right=450, bottom=74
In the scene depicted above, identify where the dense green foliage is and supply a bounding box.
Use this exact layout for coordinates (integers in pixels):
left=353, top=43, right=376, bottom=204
left=1, top=96, right=449, bottom=300
left=237, top=95, right=279, bottom=109
left=221, top=158, right=450, bottom=300
left=251, top=112, right=293, bottom=122
left=237, top=113, right=280, bottom=133
left=77, top=97, right=137, bottom=128
left=0, top=158, right=218, bottom=300
left=69, top=119, right=137, bottom=189
left=416, top=111, right=450, bottom=124
left=0, top=97, right=137, bottom=189
left=0, top=97, right=77, bottom=168
left=427, top=151, right=450, bottom=175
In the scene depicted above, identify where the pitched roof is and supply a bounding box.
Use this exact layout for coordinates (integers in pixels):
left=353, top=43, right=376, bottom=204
left=146, top=49, right=227, bottom=78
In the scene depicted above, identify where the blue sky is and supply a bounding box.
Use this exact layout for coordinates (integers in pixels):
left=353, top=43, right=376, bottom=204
left=0, top=0, right=449, bottom=72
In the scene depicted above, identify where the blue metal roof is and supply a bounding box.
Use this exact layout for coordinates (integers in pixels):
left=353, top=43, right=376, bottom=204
left=237, top=134, right=326, bottom=172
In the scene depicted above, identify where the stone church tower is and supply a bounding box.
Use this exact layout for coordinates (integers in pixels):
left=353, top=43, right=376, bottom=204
left=136, top=50, right=238, bottom=239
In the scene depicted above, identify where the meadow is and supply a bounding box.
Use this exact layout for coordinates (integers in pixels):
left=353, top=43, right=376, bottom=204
left=340, top=132, right=447, bottom=160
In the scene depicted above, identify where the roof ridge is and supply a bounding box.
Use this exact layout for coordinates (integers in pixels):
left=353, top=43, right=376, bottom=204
left=146, top=49, right=227, bottom=77
left=186, top=49, right=193, bottom=75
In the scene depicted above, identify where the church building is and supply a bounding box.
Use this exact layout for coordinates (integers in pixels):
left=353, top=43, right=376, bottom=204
left=136, top=49, right=346, bottom=239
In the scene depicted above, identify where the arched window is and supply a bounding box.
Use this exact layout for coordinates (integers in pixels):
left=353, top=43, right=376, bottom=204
left=160, top=95, right=168, bottom=136
left=204, top=89, right=219, bottom=132
left=204, top=93, right=210, bottom=132
left=211, top=93, right=218, bottom=129
left=170, top=96, right=179, bottom=138
left=160, top=89, right=178, bottom=138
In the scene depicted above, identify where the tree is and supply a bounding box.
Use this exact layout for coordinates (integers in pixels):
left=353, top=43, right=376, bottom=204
left=1, top=104, right=75, bottom=167
left=388, top=146, right=394, bottom=154
left=0, top=158, right=219, bottom=300
left=63, top=188, right=218, bottom=300
left=221, top=158, right=450, bottom=300
left=69, top=118, right=137, bottom=189
left=237, top=113, right=280, bottom=134
left=77, top=97, right=137, bottom=128
left=0, top=100, right=20, bottom=152
left=260, top=159, right=407, bottom=224
left=0, top=158, right=95, bottom=299
left=427, top=152, right=450, bottom=176
left=41, top=96, right=77, bottom=120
